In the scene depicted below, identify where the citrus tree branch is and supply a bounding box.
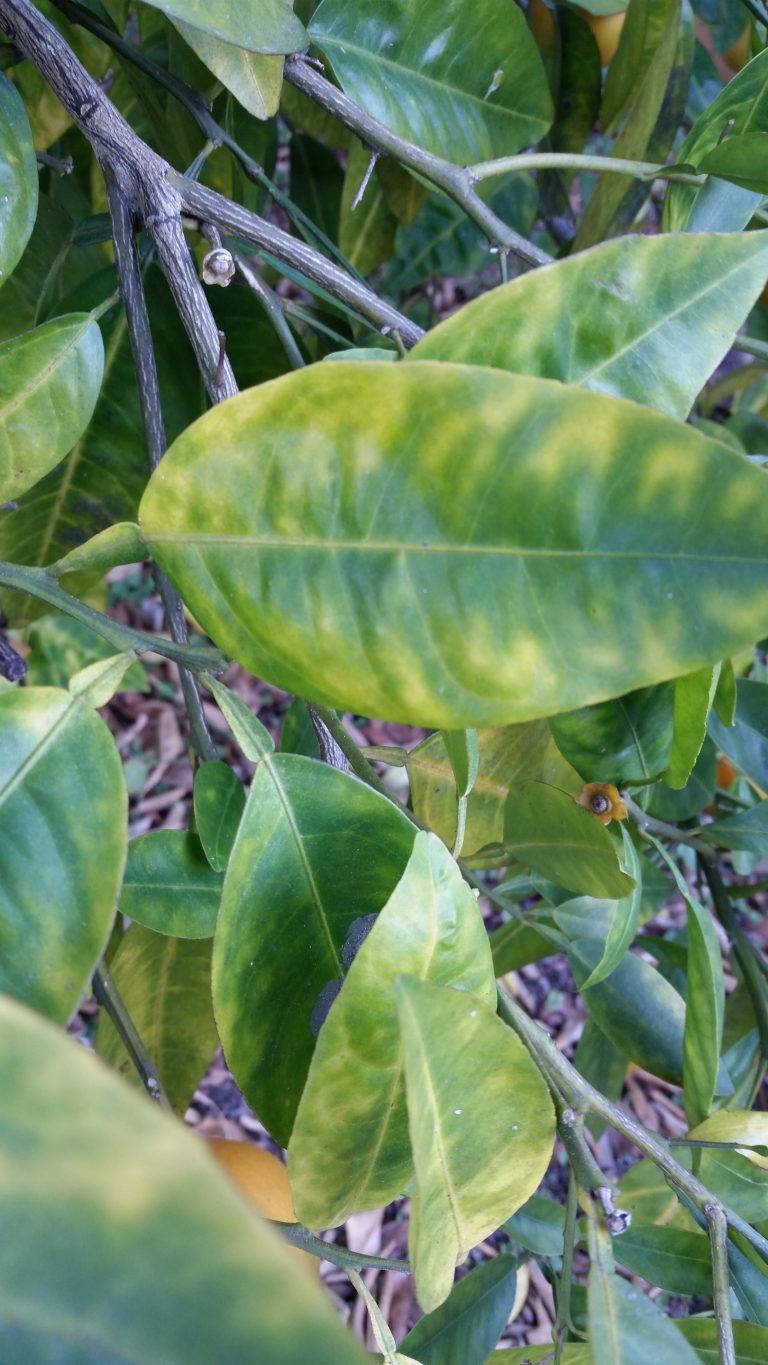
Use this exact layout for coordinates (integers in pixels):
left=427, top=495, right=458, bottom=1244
left=469, top=151, right=706, bottom=187
left=283, top=55, right=553, bottom=270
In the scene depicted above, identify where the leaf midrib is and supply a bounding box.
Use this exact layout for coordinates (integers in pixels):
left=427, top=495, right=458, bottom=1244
left=146, top=532, right=768, bottom=565
left=0, top=697, right=78, bottom=811
left=263, top=756, right=340, bottom=975
left=0, top=317, right=92, bottom=427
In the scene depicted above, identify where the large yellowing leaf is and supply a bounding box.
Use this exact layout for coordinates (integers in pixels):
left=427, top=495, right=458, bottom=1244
left=309, top=0, right=553, bottom=165
left=0, top=73, right=38, bottom=291
left=0, top=685, right=126, bottom=1022
left=0, top=314, right=104, bottom=504
left=140, top=362, right=768, bottom=730
left=0, top=993, right=367, bottom=1364
left=410, top=232, right=768, bottom=420
left=213, top=753, right=415, bottom=1145
left=396, top=978, right=555, bottom=1311
left=288, top=832, right=496, bottom=1228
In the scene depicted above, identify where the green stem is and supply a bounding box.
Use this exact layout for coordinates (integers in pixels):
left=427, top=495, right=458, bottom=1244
left=554, top=1174, right=579, bottom=1365
left=735, top=334, right=768, bottom=362
left=704, top=1201, right=736, bottom=1365
left=233, top=251, right=306, bottom=371
left=275, top=1222, right=410, bottom=1274
left=623, top=792, right=715, bottom=859
left=0, top=561, right=226, bottom=674
left=92, top=964, right=172, bottom=1112
left=702, top=860, right=768, bottom=1055
left=496, top=985, right=768, bottom=1266
left=470, top=151, right=706, bottom=187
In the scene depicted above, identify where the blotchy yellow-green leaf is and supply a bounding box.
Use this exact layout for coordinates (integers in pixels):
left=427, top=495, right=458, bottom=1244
left=140, top=361, right=768, bottom=730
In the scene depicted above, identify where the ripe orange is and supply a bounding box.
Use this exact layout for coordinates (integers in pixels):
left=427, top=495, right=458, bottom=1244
left=205, top=1138, right=318, bottom=1274
left=716, top=755, right=737, bottom=789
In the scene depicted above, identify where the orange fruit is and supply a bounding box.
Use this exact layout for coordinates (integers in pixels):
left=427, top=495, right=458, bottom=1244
left=716, top=755, right=737, bottom=789
left=205, top=1139, right=318, bottom=1275
left=577, top=8, right=627, bottom=66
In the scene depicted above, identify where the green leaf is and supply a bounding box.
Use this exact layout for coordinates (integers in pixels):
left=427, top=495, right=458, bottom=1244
left=442, top=730, right=480, bottom=800
left=214, top=754, right=415, bottom=1145
left=550, top=684, right=675, bottom=784
left=649, top=734, right=716, bottom=821
left=69, top=648, right=139, bottom=708
left=493, top=1351, right=589, bottom=1365
left=707, top=799, right=768, bottom=856
left=204, top=674, right=274, bottom=761
left=676, top=1320, right=768, bottom=1365
left=688, top=1109, right=768, bottom=1152
left=120, top=831, right=223, bottom=938
left=504, top=782, right=635, bottom=899
left=52, top=520, right=148, bottom=577
left=698, top=132, right=768, bottom=193
left=709, top=679, right=768, bottom=788
left=395, top=978, right=555, bottom=1312
left=580, top=827, right=643, bottom=988
left=601, top=0, right=680, bottom=130
left=0, top=268, right=200, bottom=625
left=0, top=993, right=368, bottom=1364
left=173, top=19, right=285, bottom=118
left=288, top=832, right=496, bottom=1228
left=96, top=925, right=218, bottom=1115
left=398, top=1254, right=519, bottom=1365
left=410, top=232, right=768, bottom=421
left=0, top=72, right=38, bottom=291
left=611, top=1224, right=712, bottom=1297
left=714, top=658, right=737, bottom=727
left=193, top=760, right=246, bottom=872
left=25, top=612, right=147, bottom=692
left=504, top=1193, right=565, bottom=1258
left=666, top=49, right=768, bottom=230
left=309, top=0, right=553, bottom=165
left=586, top=1212, right=703, bottom=1365
left=666, top=665, right=719, bottom=788
left=140, top=362, right=768, bottom=730
left=339, top=138, right=396, bottom=277
left=0, top=313, right=104, bottom=504
left=142, top=0, right=307, bottom=53
left=570, top=939, right=687, bottom=1082
left=408, top=723, right=580, bottom=861
left=575, top=0, right=690, bottom=248
left=0, top=685, right=126, bottom=1021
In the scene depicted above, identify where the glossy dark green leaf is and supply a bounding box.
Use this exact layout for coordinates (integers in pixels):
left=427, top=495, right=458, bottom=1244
left=214, top=754, right=415, bottom=1145
left=141, top=362, right=768, bottom=731
left=96, top=925, right=218, bottom=1115
left=489, top=916, right=563, bottom=976
left=708, top=799, right=768, bottom=855
left=173, top=20, right=285, bottom=117
left=410, top=233, right=768, bottom=421
left=504, top=782, right=634, bottom=899
left=0, top=313, right=104, bottom=504
left=612, top=1225, right=712, bottom=1297
left=666, top=50, right=768, bottom=230
left=120, top=831, right=223, bottom=938
left=587, top=1214, right=703, bottom=1365
left=399, top=1255, right=519, bottom=1365
left=504, top=1194, right=565, bottom=1258
left=396, top=978, right=555, bottom=1312
left=573, top=1015, right=629, bottom=1137
left=143, top=0, right=306, bottom=53
left=0, top=73, right=38, bottom=291
left=666, top=665, right=719, bottom=788
left=714, top=658, right=736, bottom=727
left=408, top=723, right=580, bottom=860
left=729, top=1240, right=768, bottom=1326
left=339, top=139, right=396, bottom=277
left=570, top=940, right=686, bottom=1082
left=551, top=7, right=602, bottom=154
left=649, top=735, right=716, bottom=821
left=0, top=685, right=126, bottom=1022
left=677, top=1319, right=768, bottom=1365
left=0, top=269, right=200, bottom=625
left=288, top=833, right=495, bottom=1227
left=0, top=993, right=368, bottom=1364
left=193, top=760, right=246, bottom=873
left=550, top=684, right=674, bottom=784
left=309, top=0, right=553, bottom=164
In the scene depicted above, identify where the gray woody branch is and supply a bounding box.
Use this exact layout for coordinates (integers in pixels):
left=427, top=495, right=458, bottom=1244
left=0, top=0, right=420, bottom=353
